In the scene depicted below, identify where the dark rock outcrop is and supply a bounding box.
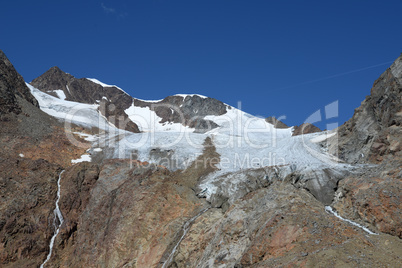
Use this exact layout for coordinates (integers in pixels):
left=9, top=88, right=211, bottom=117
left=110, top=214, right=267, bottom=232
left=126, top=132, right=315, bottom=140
left=0, top=50, right=38, bottom=115
left=334, top=55, right=402, bottom=164
left=0, top=51, right=64, bottom=139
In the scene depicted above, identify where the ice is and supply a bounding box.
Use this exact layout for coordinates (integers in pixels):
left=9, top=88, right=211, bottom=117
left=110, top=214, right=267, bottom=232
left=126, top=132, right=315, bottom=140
left=134, top=97, right=164, bottom=103
left=125, top=102, right=195, bottom=133
left=53, top=89, right=66, bottom=100
left=28, top=83, right=121, bottom=131
left=71, top=154, right=92, bottom=164
left=30, top=82, right=353, bottom=202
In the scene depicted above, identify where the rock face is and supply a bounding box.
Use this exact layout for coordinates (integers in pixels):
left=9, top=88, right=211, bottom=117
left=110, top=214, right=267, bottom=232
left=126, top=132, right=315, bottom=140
left=292, top=123, right=321, bottom=136
left=0, top=158, right=61, bottom=267
left=333, top=165, right=401, bottom=238
left=325, top=55, right=401, bottom=247
left=46, top=140, right=219, bottom=267
left=172, top=181, right=401, bottom=267
left=265, top=116, right=289, bottom=129
left=0, top=50, right=38, bottom=115
left=0, top=51, right=90, bottom=268
left=335, top=55, right=402, bottom=164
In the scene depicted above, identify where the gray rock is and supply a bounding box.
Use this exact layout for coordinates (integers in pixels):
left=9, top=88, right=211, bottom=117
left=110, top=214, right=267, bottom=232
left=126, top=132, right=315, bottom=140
left=332, top=55, right=402, bottom=163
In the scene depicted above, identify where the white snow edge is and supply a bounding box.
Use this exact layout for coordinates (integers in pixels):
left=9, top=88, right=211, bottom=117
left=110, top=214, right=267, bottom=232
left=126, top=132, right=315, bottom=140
left=325, top=206, right=377, bottom=235
left=86, top=78, right=129, bottom=95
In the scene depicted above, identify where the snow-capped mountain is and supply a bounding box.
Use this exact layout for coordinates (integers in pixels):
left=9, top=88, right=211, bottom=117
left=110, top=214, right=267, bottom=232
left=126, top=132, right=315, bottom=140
left=1, top=50, right=401, bottom=267
left=27, top=67, right=349, bottom=205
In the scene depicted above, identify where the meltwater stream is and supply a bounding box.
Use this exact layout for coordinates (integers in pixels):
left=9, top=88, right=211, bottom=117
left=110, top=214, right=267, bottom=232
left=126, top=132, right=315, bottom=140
left=162, top=208, right=210, bottom=268
left=40, top=170, right=65, bottom=268
left=325, top=206, right=377, bottom=235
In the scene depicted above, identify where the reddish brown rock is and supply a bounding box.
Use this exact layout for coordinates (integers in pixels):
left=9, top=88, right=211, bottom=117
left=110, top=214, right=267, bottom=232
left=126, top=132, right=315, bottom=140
left=0, top=157, right=61, bottom=267
left=333, top=167, right=402, bottom=238
left=171, top=181, right=402, bottom=267
left=292, top=123, right=321, bottom=136
left=265, top=116, right=289, bottom=129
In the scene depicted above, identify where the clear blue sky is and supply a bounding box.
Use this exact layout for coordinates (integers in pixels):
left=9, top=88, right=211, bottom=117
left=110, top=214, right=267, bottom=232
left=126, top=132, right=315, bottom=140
left=1, top=0, right=401, bottom=129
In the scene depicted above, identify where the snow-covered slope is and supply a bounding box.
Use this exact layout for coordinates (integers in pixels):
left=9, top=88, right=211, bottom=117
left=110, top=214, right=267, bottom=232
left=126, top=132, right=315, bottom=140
left=27, top=83, right=119, bottom=131
left=124, top=102, right=195, bottom=133
left=29, top=79, right=353, bottom=204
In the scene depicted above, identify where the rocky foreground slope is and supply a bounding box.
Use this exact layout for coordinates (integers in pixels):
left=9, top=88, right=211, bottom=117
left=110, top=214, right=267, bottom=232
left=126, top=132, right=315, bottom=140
left=0, top=50, right=401, bottom=267
left=0, top=51, right=88, bottom=267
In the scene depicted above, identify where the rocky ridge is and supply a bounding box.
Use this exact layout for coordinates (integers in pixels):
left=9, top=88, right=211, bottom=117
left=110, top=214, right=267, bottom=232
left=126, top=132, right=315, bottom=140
left=333, top=55, right=402, bottom=164
left=31, top=68, right=231, bottom=133
left=0, top=50, right=89, bottom=267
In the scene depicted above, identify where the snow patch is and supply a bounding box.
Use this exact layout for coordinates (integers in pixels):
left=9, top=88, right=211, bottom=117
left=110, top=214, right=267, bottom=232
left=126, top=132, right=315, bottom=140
left=53, top=90, right=66, bottom=100
left=71, top=154, right=92, bottom=164
left=325, top=206, right=377, bottom=235
left=134, top=97, right=164, bottom=103
left=125, top=102, right=194, bottom=133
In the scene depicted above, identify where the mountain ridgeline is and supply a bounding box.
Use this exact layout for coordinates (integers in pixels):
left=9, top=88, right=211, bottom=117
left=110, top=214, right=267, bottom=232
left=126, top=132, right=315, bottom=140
left=31, top=67, right=232, bottom=133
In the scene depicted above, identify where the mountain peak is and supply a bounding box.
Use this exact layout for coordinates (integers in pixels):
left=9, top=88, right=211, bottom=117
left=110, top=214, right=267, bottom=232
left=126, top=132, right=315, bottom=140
left=48, top=66, right=65, bottom=74
left=0, top=49, right=39, bottom=115
left=39, top=66, right=73, bottom=80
